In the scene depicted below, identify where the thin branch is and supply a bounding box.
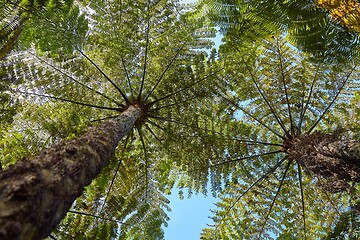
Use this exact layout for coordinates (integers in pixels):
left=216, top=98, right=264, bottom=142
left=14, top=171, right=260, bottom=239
left=242, top=59, right=288, bottom=135
left=315, top=176, right=341, bottom=213
left=258, top=159, right=293, bottom=239
left=137, top=127, right=148, bottom=200
left=297, top=92, right=305, bottom=135
left=297, top=163, right=307, bottom=240
left=298, top=64, right=319, bottom=134
left=144, top=43, right=185, bottom=101
left=30, top=52, right=123, bottom=107
left=138, top=0, right=151, bottom=101
left=120, top=55, right=134, bottom=100
left=8, top=0, right=129, bottom=106
left=207, top=150, right=283, bottom=169
left=148, top=115, right=212, bottom=136
left=14, top=90, right=123, bottom=111
left=75, top=48, right=129, bottom=104
left=275, top=40, right=294, bottom=135
left=99, top=159, right=123, bottom=216
left=148, top=95, right=198, bottom=112
left=146, top=119, right=166, bottom=132
left=150, top=115, right=284, bottom=148
left=223, top=138, right=283, bottom=147
left=68, top=210, right=141, bottom=229
left=221, top=94, right=285, bottom=140
left=216, top=156, right=288, bottom=228
left=307, top=69, right=353, bottom=134
left=147, top=68, right=224, bottom=107
left=148, top=115, right=197, bottom=129
left=123, top=128, right=132, bottom=149
left=144, top=123, right=163, bottom=144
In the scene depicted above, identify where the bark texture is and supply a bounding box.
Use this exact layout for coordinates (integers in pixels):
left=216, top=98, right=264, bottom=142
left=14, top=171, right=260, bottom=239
left=287, top=132, right=360, bottom=192
left=0, top=106, right=141, bottom=240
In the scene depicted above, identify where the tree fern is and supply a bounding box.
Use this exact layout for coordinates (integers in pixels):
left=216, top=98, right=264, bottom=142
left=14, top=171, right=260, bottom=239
left=201, top=35, right=360, bottom=239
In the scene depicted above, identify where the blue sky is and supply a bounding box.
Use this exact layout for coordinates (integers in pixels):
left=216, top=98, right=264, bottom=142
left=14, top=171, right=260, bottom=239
left=164, top=191, right=217, bottom=239
left=162, top=1, right=223, bottom=239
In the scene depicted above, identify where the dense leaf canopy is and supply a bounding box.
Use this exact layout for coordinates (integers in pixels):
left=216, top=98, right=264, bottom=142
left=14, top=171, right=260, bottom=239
left=0, top=0, right=360, bottom=239
left=201, top=35, right=360, bottom=239
left=201, top=0, right=360, bottom=63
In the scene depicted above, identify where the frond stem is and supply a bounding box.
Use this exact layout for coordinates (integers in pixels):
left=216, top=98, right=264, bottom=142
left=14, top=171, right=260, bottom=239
left=137, top=128, right=148, bottom=200
left=216, top=156, right=288, bottom=228
left=207, top=150, right=283, bottom=169
left=258, top=159, right=293, bottom=239
left=144, top=43, right=185, bottom=101
left=120, top=55, right=134, bottom=100
left=14, top=90, right=123, bottom=111
left=221, top=94, right=285, bottom=140
left=138, top=0, right=151, bottom=101
left=99, top=159, right=123, bottom=216
left=307, top=69, right=352, bottom=134
left=31, top=53, right=122, bottom=106
left=276, top=40, right=294, bottom=135
left=298, top=64, right=319, bottom=134
left=297, top=162, right=307, bottom=240
left=75, top=47, right=129, bottom=104
left=147, top=68, right=224, bottom=107
left=242, top=59, right=288, bottom=135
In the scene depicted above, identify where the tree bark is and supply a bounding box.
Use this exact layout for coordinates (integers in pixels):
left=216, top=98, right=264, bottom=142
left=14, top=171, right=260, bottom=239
left=0, top=105, right=141, bottom=240
left=287, top=133, right=360, bottom=192
left=1, top=3, right=27, bottom=60
left=319, top=139, right=360, bottom=161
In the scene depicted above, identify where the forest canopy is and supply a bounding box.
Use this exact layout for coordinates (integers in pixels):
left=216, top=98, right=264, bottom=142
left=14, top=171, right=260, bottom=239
left=0, top=0, right=360, bottom=239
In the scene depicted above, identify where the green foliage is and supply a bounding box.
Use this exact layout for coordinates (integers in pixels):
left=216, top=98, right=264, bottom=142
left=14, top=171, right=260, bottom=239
left=18, top=4, right=88, bottom=54
left=0, top=58, right=24, bottom=125
left=0, top=0, right=87, bottom=58
left=200, top=36, right=360, bottom=239
left=347, top=91, right=360, bottom=139
left=0, top=82, right=18, bottom=125
left=201, top=0, right=360, bottom=64
left=1, top=0, right=233, bottom=238
left=200, top=0, right=279, bottom=45
left=1, top=0, right=360, bottom=239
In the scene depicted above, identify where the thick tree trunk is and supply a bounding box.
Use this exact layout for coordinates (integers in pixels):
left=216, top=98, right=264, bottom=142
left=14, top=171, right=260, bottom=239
left=0, top=105, right=141, bottom=240
left=318, top=139, right=360, bottom=161
left=287, top=133, right=360, bottom=192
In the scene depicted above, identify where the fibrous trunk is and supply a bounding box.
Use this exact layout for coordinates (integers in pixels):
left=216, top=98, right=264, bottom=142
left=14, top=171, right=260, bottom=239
left=286, top=132, right=360, bottom=192
left=0, top=105, right=141, bottom=240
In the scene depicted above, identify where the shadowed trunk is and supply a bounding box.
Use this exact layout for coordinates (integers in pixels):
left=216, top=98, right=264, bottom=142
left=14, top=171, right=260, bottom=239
left=286, top=132, right=360, bottom=192
left=0, top=24, right=23, bottom=60
left=0, top=105, right=141, bottom=240
left=0, top=3, right=26, bottom=60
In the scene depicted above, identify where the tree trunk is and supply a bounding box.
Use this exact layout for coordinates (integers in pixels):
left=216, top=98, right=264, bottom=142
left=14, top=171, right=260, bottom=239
left=318, top=139, right=360, bottom=161
left=0, top=105, right=141, bottom=240
left=287, top=133, right=360, bottom=192
left=1, top=3, right=26, bottom=60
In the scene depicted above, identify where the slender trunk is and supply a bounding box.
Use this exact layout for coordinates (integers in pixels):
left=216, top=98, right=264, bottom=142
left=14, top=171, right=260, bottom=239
left=0, top=25, right=23, bottom=60
left=0, top=105, right=141, bottom=240
left=287, top=133, right=360, bottom=192
left=1, top=4, right=27, bottom=60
